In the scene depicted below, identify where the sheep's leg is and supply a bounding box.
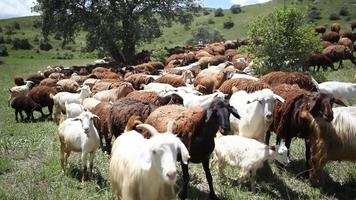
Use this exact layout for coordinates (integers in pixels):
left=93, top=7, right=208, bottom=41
left=15, top=110, right=19, bottom=122
left=265, top=131, right=271, bottom=145
left=19, top=111, right=24, bottom=122
left=88, top=152, right=95, bottom=179
left=304, top=138, right=311, bottom=178
left=81, top=152, right=88, bottom=183
left=60, top=143, right=66, bottom=172
left=48, top=105, right=53, bottom=117
left=202, top=159, right=219, bottom=200
left=105, top=138, right=112, bottom=155
left=285, top=138, right=292, bottom=158
left=178, top=163, right=189, bottom=200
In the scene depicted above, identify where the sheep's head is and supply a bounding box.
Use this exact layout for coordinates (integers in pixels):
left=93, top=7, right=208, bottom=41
left=136, top=123, right=189, bottom=185
left=72, top=111, right=99, bottom=134
left=307, top=92, right=346, bottom=122
left=77, top=85, right=92, bottom=98
left=270, top=145, right=290, bottom=166
left=206, top=99, right=240, bottom=134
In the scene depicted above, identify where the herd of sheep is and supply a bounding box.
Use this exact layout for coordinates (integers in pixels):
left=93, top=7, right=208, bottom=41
left=7, top=21, right=356, bottom=199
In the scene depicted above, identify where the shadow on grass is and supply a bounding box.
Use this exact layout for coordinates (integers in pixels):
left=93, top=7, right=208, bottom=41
left=316, top=171, right=356, bottom=199
left=175, top=171, right=212, bottom=199
left=67, top=165, right=108, bottom=189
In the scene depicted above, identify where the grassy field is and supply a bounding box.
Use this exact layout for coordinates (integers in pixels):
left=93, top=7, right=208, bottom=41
left=0, top=0, right=356, bottom=199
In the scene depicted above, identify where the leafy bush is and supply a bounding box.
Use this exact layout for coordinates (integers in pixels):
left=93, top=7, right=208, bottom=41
left=223, top=18, right=234, bottom=29
left=208, top=19, right=215, bottom=24
left=247, top=6, right=321, bottom=72
left=230, top=4, right=241, bottom=14
left=39, top=41, right=53, bottom=51
left=339, top=7, right=349, bottom=16
left=33, top=35, right=39, bottom=43
left=54, top=32, right=62, bottom=40
left=53, top=52, right=74, bottom=59
left=0, top=36, right=4, bottom=44
left=214, top=8, right=224, bottom=17
left=33, top=20, right=42, bottom=29
left=12, top=22, right=20, bottom=30
left=186, top=25, right=224, bottom=45
left=4, top=26, right=13, bottom=35
left=0, top=46, right=9, bottom=56
left=0, top=26, right=2, bottom=32
left=203, top=9, right=210, bottom=15
left=5, top=37, right=12, bottom=44
left=307, top=10, right=322, bottom=22
left=329, top=13, right=340, bottom=20
left=151, top=49, right=169, bottom=63
left=12, top=38, right=32, bottom=50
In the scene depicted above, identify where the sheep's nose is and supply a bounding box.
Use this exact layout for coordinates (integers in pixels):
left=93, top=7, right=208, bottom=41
left=84, top=128, right=89, bottom=133
left=266, top=114, right=272, bottom=120
left=166, top=171, right=177, bottom=181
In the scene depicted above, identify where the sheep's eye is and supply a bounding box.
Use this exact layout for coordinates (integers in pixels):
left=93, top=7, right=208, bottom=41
left=152, top=149, right=157, bottom=155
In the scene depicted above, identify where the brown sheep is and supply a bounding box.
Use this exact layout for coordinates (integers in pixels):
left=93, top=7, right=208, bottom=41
left=124, top=73, right=155, bottom=90
left=91, top=102, right=113, bottom=154
left=93, top=82, right=134, bottom=102
left=126, top=90, right=183, bottom=106
left=10, top=95, right=42, bottom=122
left=195, top=50, right=212, bottom=60
left=338, top=37, right=353, bottom=52
left=181, top=52, right=197, bottom=66
left=224, top=49, right=239, bottom=61
left=321, top=41, right=333, bottom=49
left=321, top=32, right=340, bottom=43
left=91, top=80, right=123, bottom=94
left=56, top=79, right=80, bottom=93
left=155, top=71, right=193, bottom=87
left=259, top=71, right=318, bottom=92
left=39, top=78, right=59, bottom=87
left=352, top=20, right=356, bottom=31
left=218, top=78, right=270, bottom=95
left=198, top=55, right=226, bottom=69
left=93, top=71, right=122, bottom=80
left=91, top=66, right=111, bottom=74
left=27, top=73, right=45, bottom=85
left=323, top=45, right=356, bottom=68
left=315, top=25, right=326, bottom=34
left=307, top=53, right=335, bottom=71
left=148, top=61, right=165, bottom=70
left=330, top=23, right=341, bottom=33
left=340, top=31, right=353, bottom=40
left=28, top=86, right=58, bottom=118
left=14, top=75, right=25, bottom=86
left=194, top=68, right=233, bottom=94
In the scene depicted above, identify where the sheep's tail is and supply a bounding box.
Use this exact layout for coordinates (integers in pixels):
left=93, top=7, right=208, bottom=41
left=299, top=111, right=326, bottom=181
left=124, top=115, right=142, bottom=132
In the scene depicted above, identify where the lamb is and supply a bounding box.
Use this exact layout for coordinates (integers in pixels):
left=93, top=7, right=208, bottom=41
left=301, top=107, right=356, bottom=184
left=81, top=97, right=101, bottom=112
left=51, top=85, right=92, bottom=124
left=144, top=99, right=240, bottom=199
left=211, top=135, right=289, bottom=191
left=65, top=101, right=84, bottom=118
left=259, top=71, right=318, bottom=92
left=14, top=75, right=25, bottom=86
left=218, top=78, right=269, bottom=95
left=194, top=68, right=233, bottom=94
left=155, top=70, right=194, bottom=87
left=91, top=102, right=113, bottom=153
left=10, top=95, right=42, bottom=122
left=126, top=90, right=183, bottom=106
left=109, top=123, right=190, bottom=200
left=317, top=81, right=356, bottom=105
left=93, top=82, right=134, bottom=102
left=8, top=81, right=34, bottom=105
left=56, top=79, right=80, bottom=93
left=58, top=111, right=100, bottom=183
left=28, top=85, right=58, bottom=118
left=229, top=89, right=285, bottom=142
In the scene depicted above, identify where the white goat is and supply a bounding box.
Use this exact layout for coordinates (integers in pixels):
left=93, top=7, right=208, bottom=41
left=318, top=81, right=356, bottom=105
left=164, top=62, right=201, bottom=74
left=58, top=111, right=100, bottom=183
left=109, top=123, right=190, bottom=200
left=212, top=135, right=290, bottom=191
left=164, top=90, right=226, bottom=109
left=65, top=101, right=84, bottom=118
left=229, top=89, right=285, bottom=142
left=8, top=81, right=34, bottom=105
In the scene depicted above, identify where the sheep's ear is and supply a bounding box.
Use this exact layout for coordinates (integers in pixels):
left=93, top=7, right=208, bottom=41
left=229, top=106, right=241, bottom=119
left=136, top=124, right=159, bottom=136
left=177, top=140, right=190, bottom=165
left=138, top=148, right=152, bottom=170
left=273, top=94, right=285, bottom=103
left=333, top=98, right=346, bottom=107
left=71, top=117, right=81, bottom=121
left=205, top=108, right=214, bottom=122
left=91, top=114, right=100, bottom=120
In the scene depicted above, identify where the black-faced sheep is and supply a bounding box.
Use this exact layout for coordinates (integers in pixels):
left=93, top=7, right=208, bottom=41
left=144, top=99, right=240, bottom=200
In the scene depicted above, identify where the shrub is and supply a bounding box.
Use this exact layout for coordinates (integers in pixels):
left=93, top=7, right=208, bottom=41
left=4, top=26, right=13, bottom=35
left=0, top=36, right=4, bottom=44
left=223, top=18, right=234, bottom=29
left=33, top=20, right=42, bottom=29
left=307, top=10, right=322, bottom=22
left=230, top=4, right=241, bottom=14
left=339, top=7, right=349, bottom=16
left=208, top=19, right=215, bottom=24
left=203, top=9, right=210, bottom=15
left=329, top=13, right=340, bottom=20
left=0, top=26, right=2, bottom=32
left=12, top=38, right=32, bottom=50
left=12, top=22, right=20, bottom=30
left=151, top=49, right=168, bottom=63
left=248, top=5, right=321, bottom=72
left=39, top=41, right=53, bottom=51
left=186, top=25, right=224, bottom=45
left=0, top=46, right=9, bottom=56
left=5, top=37, right=12, bottom=44
left=54, top=32, right=62, bottom=40
left=214, top=8, right=224, bottom=17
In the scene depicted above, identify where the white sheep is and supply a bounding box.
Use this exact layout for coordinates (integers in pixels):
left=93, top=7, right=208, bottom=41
left=229, top=89, right=285, bottom=142
left=8, top=81, right=34, bottom=105
left=58, top=111, right=100, bottom=183
left=164, top=62, right=201, bottom=74
left=230, top=72, right=259, bottom=80
left=65, top=101, right=84, bottom=118
left=317, top=81, right=356, bottom=105
left=211, top=135, right=290, bottom=191
left=109, top=123, right=190, bottom=200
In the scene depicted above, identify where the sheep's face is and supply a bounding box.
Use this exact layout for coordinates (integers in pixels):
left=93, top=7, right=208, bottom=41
left=271, top=145, right=290, bottom=166
left=74, top=112, right=98, bottom=135
left=207, top=99, right=239, bottom=134
left=308, top=92, right=343, bottom=122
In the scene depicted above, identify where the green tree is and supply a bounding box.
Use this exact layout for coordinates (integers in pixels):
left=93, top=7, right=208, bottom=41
left=247, top=6, right=321, bottom=72
left=34, top=0, right=199, bottom=63
left=186, top=25, right=224, bottom=45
